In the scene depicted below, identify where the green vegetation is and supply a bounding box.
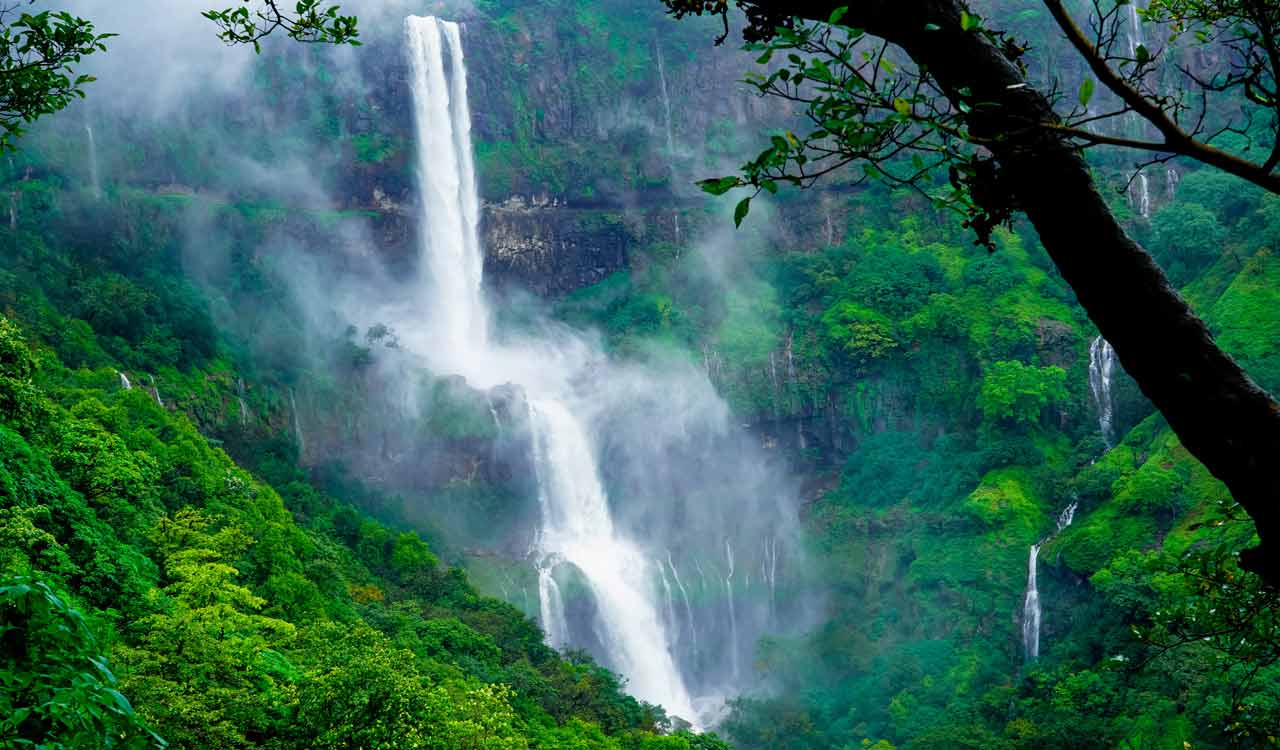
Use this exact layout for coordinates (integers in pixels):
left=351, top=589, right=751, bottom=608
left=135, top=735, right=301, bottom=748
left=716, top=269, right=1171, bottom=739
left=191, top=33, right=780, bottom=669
left=2, top=1, right=1280, bottom=748
left=0, top=218, right=717, bottom=747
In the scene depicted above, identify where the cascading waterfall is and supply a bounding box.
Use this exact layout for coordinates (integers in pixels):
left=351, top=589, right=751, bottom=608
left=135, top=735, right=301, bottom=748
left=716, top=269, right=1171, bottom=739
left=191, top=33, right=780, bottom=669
left=538, top=566, right=569, bottom=649
left=1022, top=502, right=1079, bottom=661
left=149, top=375, right=164, bottom=408
left=1088, top=336, right=1118, bottom=447
left=1166, top=166, right=1180, bottom=199
left=526, top=398, right=696, bottom=719
left=405, top=16, right=699, bottom=721
left=118, top=371, right=131, bottom=391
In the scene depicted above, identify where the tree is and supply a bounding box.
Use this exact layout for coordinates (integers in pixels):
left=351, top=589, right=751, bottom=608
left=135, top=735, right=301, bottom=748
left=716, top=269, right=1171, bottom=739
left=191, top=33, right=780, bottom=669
left=0, top=5, right=109, bottom=151
left=0, top=1, right=358, bottom=150
left=0, top=577, right=165, bottom=749
left=977, top=360, right=1068, bottom=427
left=662, top=0, right=1280, bottom=584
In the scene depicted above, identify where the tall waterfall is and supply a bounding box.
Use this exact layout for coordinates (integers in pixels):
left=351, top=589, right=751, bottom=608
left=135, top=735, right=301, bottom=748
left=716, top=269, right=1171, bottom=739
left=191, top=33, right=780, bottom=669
left=1022, top=502, right=1078, bottom=661
left=1088, top=336, right=1118, bottom=447
left=405, top=16, right=699, bottom=721
left=84, top=124, right=101, bottom=199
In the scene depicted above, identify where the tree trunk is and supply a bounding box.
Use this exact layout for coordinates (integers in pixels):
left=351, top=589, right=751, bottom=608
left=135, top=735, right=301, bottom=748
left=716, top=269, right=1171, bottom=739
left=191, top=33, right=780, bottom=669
left=739, top=0, right=1280, bottom=583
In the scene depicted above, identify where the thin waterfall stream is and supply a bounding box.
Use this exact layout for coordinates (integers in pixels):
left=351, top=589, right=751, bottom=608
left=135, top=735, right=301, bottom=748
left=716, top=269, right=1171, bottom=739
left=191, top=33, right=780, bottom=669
left=1088, top=336, right=1118, bottom=448
left=1022, top=502, right=1078, bottom=661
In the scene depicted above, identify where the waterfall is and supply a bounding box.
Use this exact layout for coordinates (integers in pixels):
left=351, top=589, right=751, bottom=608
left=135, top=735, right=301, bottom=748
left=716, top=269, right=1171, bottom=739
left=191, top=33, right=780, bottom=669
left=1131, top=172, right=1151, bottom=219
left=1166, top=166, right=1180, bottom=199
left=1022, top=501, right=1079, bottom=661
left=407, top=17, right=487, bottom=363
left=1021, top=543, right=1042, bottom=660
left=1088, top=336, right=1118, bottom=447
left=724, top=539, right=740, bottom=680
left=1120, top=4, right=1152, bottom=217
left=538, top=565, right=569, bottom=649
left=667, top=552, right=698, bottom=659
left=149, top=375, right=164, bottom=407
left=289, top=387, right=305, bottom=455
left=118, top=371, right=131, bottom=391
left=85, top=124, right=101, bottom=199
left=658, top=558, right=679, bottom=643
left=236, top=378, right=250, bottom=427
left=654, top=39, right=683, bottom=244
left=527, top=398, right=695, bottom=719
left=405, top=17, right=698, bottom=721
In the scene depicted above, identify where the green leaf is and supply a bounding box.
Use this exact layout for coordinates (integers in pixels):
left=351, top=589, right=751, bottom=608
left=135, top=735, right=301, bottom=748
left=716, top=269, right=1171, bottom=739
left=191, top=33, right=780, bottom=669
left=893, top=97, right=911, bottom=115
left=1135, top=43, right=1150, bottom=64
left=734, top=196, right=752, bottom=227
left=829, top=6, right=849, bottom=25
left=960, top=11, right=980, bottom=31
left=698, top=177, right=739, bottom=196
left=1078, top=77, right=1095, bottom=107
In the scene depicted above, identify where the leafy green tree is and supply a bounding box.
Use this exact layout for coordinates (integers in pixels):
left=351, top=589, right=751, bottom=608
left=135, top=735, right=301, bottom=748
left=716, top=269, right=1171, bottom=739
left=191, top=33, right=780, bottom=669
left=0, top=6, right=110, bottom=150
left=0, top=1, right=359, bottom=150
left=118, top=509, right=295, bottom=749
left=0, top=576, right=165, bottom=749
left=976, top=360, right=1067, bottom=427
left=1151, top=202, right=1227, bottom=284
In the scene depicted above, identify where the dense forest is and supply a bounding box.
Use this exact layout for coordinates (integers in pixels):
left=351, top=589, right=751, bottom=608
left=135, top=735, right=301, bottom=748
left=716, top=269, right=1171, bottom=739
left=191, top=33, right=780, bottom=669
left=2, top=0, right=1280, bottom=748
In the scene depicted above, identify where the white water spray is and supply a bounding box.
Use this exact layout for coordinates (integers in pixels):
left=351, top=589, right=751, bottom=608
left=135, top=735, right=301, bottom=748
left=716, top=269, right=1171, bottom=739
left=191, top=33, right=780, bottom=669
left=118, top=371, right=131, bottom=391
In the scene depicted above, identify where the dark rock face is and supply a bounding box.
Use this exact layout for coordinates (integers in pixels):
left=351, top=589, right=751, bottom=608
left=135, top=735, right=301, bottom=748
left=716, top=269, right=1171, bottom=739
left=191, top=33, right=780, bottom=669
left=481, top=198, right=632, bottom=297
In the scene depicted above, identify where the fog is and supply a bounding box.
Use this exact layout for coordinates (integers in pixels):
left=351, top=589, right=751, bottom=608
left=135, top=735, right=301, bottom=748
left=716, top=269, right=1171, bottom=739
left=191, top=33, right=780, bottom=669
left=28, top=0, right=819, bottom=726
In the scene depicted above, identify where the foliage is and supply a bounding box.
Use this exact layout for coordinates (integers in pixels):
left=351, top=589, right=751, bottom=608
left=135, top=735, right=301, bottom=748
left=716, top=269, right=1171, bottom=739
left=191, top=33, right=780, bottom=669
left=203, top=1, right=360, bottom=53
left=976, top=360, right=1067, bottom=427
left=0, top=8, right=111, bottom=151
left=0, top=577, right=165, bottom=749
